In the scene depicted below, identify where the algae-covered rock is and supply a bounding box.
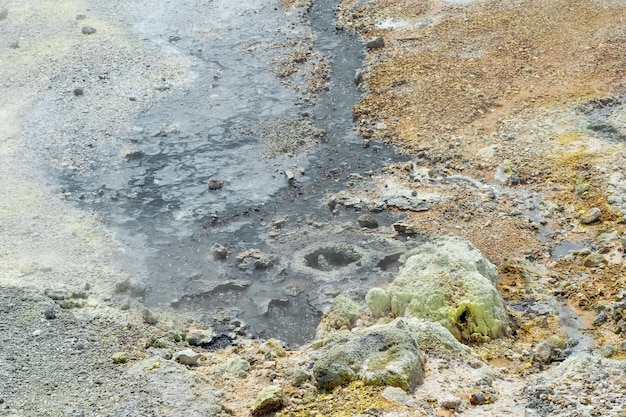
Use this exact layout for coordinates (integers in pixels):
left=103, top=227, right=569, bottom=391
left=383, top=236, right=510, bottom=342
left=312, top=324, right=425, bottom=392
left=260, top=338, right=286, bottom=357
left=315, top=295, right=361, bottom=339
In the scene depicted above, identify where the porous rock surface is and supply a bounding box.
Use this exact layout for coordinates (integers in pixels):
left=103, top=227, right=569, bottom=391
left=368, top=236, right=511, bottom=342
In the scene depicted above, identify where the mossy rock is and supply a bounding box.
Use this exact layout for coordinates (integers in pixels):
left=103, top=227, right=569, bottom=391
left=393, top=317, right=472, bottom=358
left=315, top=295, right=360, bottom=339
left=312, top=324, right=425, bottom=392
left=382, top=236, right=510, bottom=342
left=365, top=287, right=391, bottom=318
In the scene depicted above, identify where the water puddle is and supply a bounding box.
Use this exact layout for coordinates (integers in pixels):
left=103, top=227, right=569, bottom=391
left=550, top=240, right=588, bottom=259
left=557, top=302, right=595, bottom=356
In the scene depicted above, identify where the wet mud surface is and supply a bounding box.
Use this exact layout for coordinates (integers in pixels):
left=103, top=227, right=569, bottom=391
left=15, top=0, right=409, bottom=344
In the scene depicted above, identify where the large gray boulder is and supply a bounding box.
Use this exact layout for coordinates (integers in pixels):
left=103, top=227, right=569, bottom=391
left=366, top=236, right=511, bottom=342
left=127, top=357, right=225, bottom=416
left=312, top=324, right=426, bottom=392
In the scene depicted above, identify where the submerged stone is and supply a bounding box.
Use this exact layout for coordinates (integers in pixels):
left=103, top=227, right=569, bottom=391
left=381, top=235, right=510, bottom=342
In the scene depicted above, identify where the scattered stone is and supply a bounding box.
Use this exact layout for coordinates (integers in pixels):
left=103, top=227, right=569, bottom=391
left=208, top=178, right=223, bottom=190
left=583, top=252, right=608, bottom=268
left=593, top=309, right=608, bottom=325
left=260, top=338, right=287, bottom=357
left=174, top=348, right=202, bottom=366
left=580, top=207, right=602, bottom=224
left=357, top=214, right=379, bottom=229
left=284, top=368, right=310, bottom=387
left=327, top=196, right=337, bottom=211
left=142, top=308, right=158, bottom=325
left=115, top=279, right=131, bottom=294
left=185, top=328, right=214, bottom=346
left=44, top=288, right=69, bottom=301
left=533, top=341, right=559, bottom=364
left=392, top=221, right=417, bottom=235
left=440, top=394, right=462, bottom=411
left=354, top=69, right=364, bottom=86
left=601, top=345, right=615, bottom=358
left=0, top=7, right=7, bottom=20
left=44, top=304, right=56, bottom=320
left=210, top=242, right=228, bottom=259
left=9, top=41, right=19, bottom=49
left=365, top=36, right=385, bottom=49
left=224, top=357, right=251, bottom=377
left=146, top=347, right=172, bottom=360
left=112, top=352, right=128, bottom=364
left=81, top=26, right=96, bottom=35
left=313, top=324, right=426, bottom=392
left=382, top=386, right=414, bottom=406
left=470, top=391, right=486, bottom=405
left=73, top=87, right=84, bottom=96
left=285, top=169, right=296, bottom=184
left=315, top=295, right=360, bottom=339
left=252, top=385, right=283, bottom=415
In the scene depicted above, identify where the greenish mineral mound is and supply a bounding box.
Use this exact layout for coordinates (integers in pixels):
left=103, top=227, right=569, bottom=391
left=372, top=236, right=510, bottom=342
left=315, top=295, right=361, bottom=339
left=312, top=324, right=426, bottom=392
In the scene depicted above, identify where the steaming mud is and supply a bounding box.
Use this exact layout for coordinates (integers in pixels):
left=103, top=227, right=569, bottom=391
left=5, top=0, right=408, bottom=344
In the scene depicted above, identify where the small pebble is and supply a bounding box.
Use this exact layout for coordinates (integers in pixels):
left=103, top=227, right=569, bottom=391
left=580, top=207, right=601, bottom=224
left=174, top=348, right=202, bottom=366
left=440, top=395, right=462, bottom=411
left=44, top=304, right=56, bottom=320
left=208, top=178, right=223, bottom=190
left=142, top=308, right=158, bottom=325
left=82, top=26, right=96, bottom=35
left=73, top=87, right=84, bottom=96
left=357, top=214, right=378, bottom=229
left=470, top=391, right=486, bottom=405
left=365, top=36, right=384, bottom=49
left=111, top=352, right=128, bottom=364
left=210, top=242, right=228, bottom=259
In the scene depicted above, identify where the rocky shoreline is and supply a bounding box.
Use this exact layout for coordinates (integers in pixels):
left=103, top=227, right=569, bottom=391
left=2, top=0, right=626, bottom=416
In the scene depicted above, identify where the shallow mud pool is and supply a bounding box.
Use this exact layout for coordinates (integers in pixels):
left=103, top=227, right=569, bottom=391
left=15, top=0, right=409, bottom=344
